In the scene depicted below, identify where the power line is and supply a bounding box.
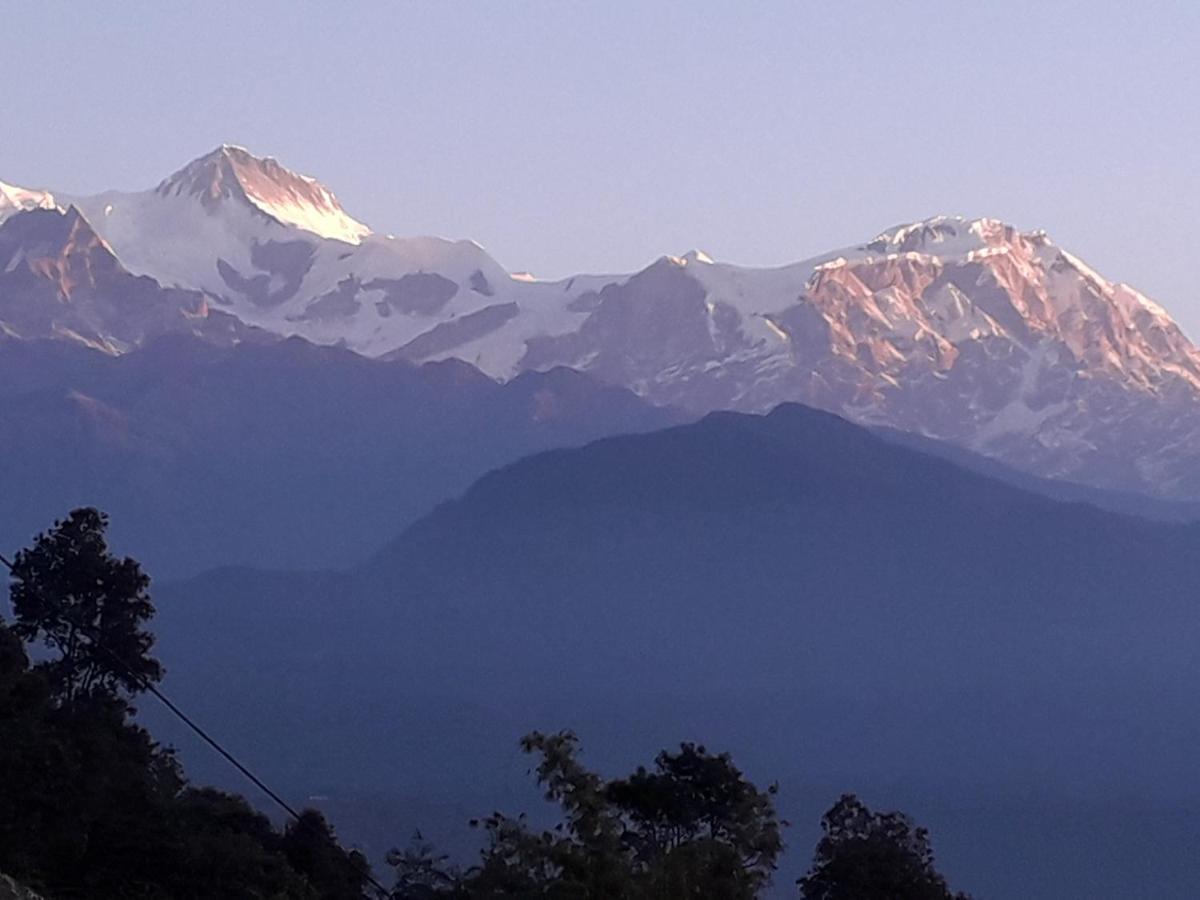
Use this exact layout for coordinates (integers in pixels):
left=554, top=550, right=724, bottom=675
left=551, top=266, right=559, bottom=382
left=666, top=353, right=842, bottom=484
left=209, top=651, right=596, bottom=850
left=0, top=548, right=392, bottom=898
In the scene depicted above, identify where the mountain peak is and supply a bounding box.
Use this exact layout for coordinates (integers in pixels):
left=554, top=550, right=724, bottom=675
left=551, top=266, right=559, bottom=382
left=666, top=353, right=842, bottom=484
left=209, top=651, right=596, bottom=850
left=155, top=145, right=371, bottom=244
left=0, top=204, right=108, bottom=251
left=156, top=145, right=246, bottom=205
left=0, top=179, right=58, bottom=223
left=862, top=215, right=1022, bottom=258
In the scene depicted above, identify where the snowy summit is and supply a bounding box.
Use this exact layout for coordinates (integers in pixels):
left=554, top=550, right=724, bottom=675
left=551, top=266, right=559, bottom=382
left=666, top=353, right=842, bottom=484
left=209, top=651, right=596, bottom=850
left=155, top=145, right=371, bottom=245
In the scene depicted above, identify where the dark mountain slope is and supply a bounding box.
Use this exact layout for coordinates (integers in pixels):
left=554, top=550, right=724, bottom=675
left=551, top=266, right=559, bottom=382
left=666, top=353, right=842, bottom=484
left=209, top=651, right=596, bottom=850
left=0, top=335, right=679, bottom=576
left=0, top=206, right=261, bottom=350
left=153, top=404, right=1200, bottom=898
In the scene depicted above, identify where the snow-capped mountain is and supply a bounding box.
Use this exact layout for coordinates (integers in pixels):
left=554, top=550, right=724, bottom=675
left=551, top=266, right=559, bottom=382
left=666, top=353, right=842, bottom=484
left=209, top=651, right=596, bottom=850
left=6, top=146, right=1200, bottom=500
left=548, top=220, right=1200, bottom=500
left=48, top=145, right=575, bottom=361
left=0, top=179, right=56, bottom=223
left=0, top=204, right=261, bottom=351
left=153, top=144, right=370, bottom=243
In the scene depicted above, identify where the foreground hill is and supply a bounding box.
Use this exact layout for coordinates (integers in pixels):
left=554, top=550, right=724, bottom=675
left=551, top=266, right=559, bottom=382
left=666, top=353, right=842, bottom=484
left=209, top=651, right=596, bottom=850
left=0, top=335, right=676, bottom=576
left=152, top=404, right=1200, bottom=898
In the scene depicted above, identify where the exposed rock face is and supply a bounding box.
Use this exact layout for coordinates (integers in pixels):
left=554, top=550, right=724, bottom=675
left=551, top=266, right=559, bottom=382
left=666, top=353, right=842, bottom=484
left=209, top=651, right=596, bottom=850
left=0, top=207, right=262, bottom=352
left=393, top=301, right=519, bottom=361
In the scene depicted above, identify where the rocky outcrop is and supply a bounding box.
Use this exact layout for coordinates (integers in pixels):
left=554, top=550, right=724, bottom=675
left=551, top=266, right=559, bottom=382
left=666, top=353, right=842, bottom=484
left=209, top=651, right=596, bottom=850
left=0, top=206, right=265, bottom=353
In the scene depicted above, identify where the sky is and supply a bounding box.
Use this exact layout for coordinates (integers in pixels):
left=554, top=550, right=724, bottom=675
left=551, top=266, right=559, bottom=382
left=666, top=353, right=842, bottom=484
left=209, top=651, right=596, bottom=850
left=3, top=1, right=1199, bottom=332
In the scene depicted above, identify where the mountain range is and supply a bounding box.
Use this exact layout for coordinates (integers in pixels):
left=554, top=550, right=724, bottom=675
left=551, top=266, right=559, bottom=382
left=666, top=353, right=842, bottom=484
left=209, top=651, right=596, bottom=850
left=5, top=146, right=1200, bottom=501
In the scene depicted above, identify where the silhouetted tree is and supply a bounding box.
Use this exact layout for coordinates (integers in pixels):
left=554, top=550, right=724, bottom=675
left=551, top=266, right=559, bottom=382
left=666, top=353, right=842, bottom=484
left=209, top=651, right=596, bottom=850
left=390, top=730, right=783, bottom=898
left=798, top=794, right=971, bottom=900
left=283, top=809, right=373, bottom=900
left=0, top=510, right=372, bottom=898
left=0, top=618, right=54, bottom=880
left=388, top=833, right=465, bottom=900
left=607, top=741, right=783, bottom=898
left=9, top=508, right=161, bottom=703
left=147, top=788, right=322, bottom=899
left=464, top=730, right=632, bottom=897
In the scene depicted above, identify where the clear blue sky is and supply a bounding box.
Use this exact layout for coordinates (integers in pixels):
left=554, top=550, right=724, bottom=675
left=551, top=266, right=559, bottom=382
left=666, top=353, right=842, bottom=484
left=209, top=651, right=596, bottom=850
left=4, top=1, right=1199, bottom=332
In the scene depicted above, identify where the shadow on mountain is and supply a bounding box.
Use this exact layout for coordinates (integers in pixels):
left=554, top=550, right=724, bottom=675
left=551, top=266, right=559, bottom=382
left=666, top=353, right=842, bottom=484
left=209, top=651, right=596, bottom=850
left=0, top=334, right=679, bottom=577
left=149, top=404, right=1200, bottom=898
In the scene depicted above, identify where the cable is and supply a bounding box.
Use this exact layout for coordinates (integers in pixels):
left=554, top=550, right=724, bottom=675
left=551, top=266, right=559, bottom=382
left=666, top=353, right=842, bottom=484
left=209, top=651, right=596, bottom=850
left=0, top=549, right=393, bottom=898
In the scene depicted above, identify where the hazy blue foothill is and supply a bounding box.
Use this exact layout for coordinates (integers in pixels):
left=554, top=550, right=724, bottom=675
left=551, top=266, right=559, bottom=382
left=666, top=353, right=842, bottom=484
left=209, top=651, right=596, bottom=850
left=149, top=404, right=1200, bottom=898
left=0, top=334, right=679, bottom=578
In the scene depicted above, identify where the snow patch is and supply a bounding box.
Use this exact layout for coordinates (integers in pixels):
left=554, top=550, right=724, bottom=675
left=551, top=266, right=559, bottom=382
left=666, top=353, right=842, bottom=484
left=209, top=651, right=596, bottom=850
left=0, top=180, right=58, bottom=222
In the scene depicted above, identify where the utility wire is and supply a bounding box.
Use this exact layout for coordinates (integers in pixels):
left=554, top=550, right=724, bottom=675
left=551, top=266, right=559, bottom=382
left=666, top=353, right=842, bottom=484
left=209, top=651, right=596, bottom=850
left=0, top=549, right=393, bottom=898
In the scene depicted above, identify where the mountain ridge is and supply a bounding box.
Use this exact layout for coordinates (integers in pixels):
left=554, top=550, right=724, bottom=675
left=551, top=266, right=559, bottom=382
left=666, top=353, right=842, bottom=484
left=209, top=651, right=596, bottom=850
left=0, top=205, right=262, bottom=351
left=0, top=332, right=680, bottom=577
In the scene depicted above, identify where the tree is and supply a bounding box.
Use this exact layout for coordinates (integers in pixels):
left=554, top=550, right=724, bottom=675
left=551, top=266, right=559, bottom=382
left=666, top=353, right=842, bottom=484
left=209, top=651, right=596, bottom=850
left=144, top=788, right=320, bottom=899
left=606, top=741, right=783, bottom=898
left=465, top=730, right=631, bottom=898
left=1, top=510, right=373, bottom=899
left=282, top=809, right=373, bottom=900
left=388, top=833, right=465, bottom=900
left=9, top=508, right=161, bottom=703
left=798, top=794, right=972, bottom=900
left=389, top=731, right=783, bottom=898
left=0, top=619, right=54, bottom=880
